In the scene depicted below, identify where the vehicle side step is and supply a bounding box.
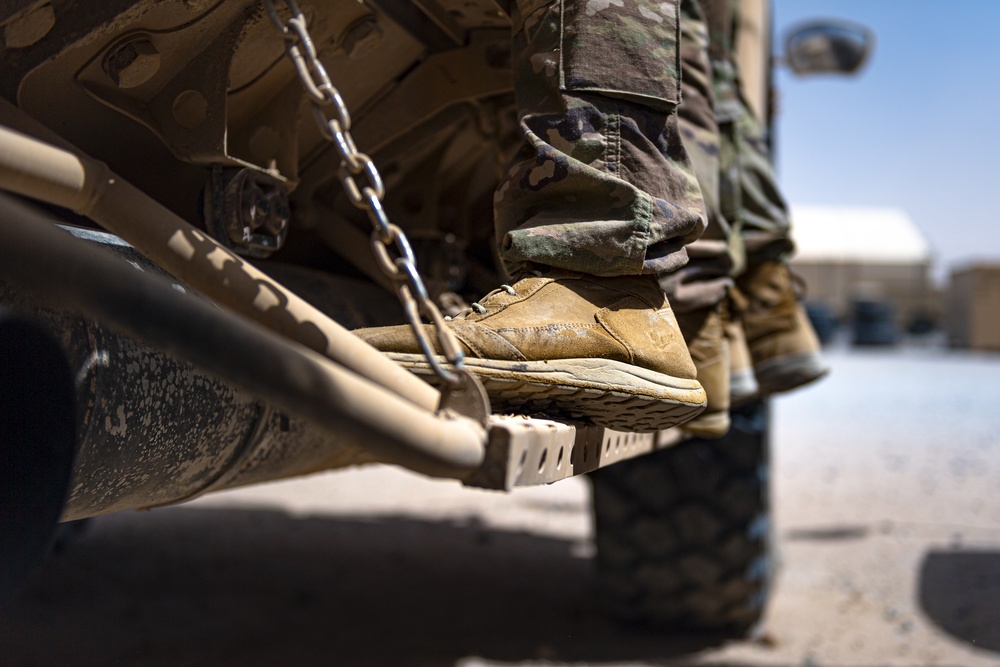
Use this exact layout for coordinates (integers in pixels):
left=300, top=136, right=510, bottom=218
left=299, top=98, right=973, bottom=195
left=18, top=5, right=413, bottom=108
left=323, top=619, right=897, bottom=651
left=469, top=417, right=684, bottom=490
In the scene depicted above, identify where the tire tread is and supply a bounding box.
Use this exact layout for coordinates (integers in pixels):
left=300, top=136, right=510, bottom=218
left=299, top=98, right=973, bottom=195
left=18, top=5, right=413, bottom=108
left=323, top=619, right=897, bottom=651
left=590, top=400, right=771, bottom=633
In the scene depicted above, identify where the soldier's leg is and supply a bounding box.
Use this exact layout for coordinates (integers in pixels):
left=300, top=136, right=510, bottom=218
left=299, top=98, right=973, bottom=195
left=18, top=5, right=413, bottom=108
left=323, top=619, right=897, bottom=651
left=732, top=103, right=793, bottom=263
left=494, top=0, right=706, bottom=278
left=684, top=0, right=825, bottom=396
left=667, top=0, right=739, bottom=436
left=729, top=100, right=827, bottom=393
left=356, top=0, right=714, bottom=431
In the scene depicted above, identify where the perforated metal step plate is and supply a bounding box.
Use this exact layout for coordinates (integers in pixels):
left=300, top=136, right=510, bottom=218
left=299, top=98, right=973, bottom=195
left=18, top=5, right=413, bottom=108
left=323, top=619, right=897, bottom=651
left=465, top=416, right=686, bottom=490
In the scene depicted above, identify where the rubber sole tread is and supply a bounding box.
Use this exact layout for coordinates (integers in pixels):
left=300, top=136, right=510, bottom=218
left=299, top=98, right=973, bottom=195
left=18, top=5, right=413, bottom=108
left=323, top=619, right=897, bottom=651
left=394, top=357, right=705, bottom=432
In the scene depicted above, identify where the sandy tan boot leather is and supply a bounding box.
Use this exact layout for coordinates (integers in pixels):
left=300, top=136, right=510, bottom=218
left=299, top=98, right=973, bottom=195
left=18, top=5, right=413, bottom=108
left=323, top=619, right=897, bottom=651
left=355, top=273, right=706, bottom=432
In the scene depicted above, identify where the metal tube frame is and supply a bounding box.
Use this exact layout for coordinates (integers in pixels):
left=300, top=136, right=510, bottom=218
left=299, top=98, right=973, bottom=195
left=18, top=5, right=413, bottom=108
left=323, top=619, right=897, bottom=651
left=0, top=103, right=441, bottom=414
left=0, top=195, right=485, bottom=478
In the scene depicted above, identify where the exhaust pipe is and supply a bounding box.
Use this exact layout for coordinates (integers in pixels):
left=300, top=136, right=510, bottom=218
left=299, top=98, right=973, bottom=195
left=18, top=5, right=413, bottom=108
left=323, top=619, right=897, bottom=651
left=0, top=196, right=486, bottom=523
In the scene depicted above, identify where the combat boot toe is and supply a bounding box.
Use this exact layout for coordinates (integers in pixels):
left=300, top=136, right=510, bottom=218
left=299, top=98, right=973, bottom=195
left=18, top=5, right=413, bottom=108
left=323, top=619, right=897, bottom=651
left=355, top=273, right=706, bottom=432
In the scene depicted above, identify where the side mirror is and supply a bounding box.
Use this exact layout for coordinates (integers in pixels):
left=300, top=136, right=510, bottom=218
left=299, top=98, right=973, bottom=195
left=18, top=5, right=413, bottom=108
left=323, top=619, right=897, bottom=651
left=784, top=20, right=874, bottom=76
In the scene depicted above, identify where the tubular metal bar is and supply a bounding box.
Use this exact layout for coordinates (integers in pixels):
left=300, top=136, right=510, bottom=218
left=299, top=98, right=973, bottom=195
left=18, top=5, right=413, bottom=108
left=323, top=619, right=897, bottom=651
left=0, top=196, right=485, bottom=478
left=0, top=112, right=440, bottom=414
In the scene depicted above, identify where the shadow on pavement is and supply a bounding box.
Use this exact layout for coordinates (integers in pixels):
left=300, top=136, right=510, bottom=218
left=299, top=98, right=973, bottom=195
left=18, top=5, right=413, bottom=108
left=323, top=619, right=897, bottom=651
left=0, top=507, right=732, bottom=667
left=918, top=550, right=1000, bottom=654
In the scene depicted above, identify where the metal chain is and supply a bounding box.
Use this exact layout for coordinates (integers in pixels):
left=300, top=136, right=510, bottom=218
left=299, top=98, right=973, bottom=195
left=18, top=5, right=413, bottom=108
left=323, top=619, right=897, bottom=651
left=263, top=0, right=466, bottom=386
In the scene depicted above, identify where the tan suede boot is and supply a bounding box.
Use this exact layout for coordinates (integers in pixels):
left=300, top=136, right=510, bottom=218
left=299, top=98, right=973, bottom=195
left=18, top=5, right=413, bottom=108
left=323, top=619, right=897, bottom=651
left=735, top=262, right=829, bottom=394
left=677, top=304, right=731, bottom=438
left=726, top=316, right=759, bottom=405
left=355, top=273, right=706, bottom=432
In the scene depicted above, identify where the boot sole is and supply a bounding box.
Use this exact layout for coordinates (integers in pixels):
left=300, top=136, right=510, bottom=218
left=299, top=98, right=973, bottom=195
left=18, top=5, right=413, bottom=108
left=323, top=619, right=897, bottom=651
left=755, top=351, right=829, bottom=395
left=386, top=354, right=707, bottom=433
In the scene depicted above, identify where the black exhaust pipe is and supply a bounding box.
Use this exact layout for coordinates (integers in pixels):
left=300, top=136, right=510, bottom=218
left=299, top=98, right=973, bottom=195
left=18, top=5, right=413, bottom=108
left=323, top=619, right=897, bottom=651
left=0, top=312, right=76, bottom=604
left=0, top=222, right=380, bottom=523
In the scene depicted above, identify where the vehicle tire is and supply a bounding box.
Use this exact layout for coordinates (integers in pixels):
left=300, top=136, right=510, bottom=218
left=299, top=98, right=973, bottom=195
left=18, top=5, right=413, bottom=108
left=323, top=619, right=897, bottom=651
left=590, top=399, right=772, bottom=633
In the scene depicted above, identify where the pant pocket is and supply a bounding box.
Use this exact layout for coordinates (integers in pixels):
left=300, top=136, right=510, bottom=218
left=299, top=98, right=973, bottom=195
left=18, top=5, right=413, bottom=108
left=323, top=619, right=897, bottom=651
left=560, top=0, right=681, bottom=110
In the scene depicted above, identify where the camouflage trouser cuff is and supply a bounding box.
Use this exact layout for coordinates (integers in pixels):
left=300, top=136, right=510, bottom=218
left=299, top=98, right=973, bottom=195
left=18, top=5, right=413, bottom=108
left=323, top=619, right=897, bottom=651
left=742, top=233, right=796, bottom=268
left=494, top=0, right=706, bottom=278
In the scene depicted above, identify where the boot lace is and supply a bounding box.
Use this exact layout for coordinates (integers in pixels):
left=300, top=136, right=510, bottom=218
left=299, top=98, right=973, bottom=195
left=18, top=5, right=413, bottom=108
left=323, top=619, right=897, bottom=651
left=445, top=284, right=518, bottom=320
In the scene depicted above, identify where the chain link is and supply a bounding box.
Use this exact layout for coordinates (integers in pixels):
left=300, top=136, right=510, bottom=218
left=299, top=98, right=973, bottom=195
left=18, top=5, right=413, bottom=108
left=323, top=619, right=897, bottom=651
left=264, top=0, right=466, bottom=386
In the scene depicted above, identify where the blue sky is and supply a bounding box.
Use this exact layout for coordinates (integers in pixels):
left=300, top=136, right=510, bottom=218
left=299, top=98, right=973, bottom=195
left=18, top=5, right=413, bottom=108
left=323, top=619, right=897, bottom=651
left=772, top=0, right=1000, bottom=282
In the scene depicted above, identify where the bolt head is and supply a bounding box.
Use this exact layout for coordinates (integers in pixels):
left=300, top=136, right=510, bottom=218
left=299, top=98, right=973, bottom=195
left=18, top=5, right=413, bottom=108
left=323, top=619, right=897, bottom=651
left=103, top=38, right=160, bottom=89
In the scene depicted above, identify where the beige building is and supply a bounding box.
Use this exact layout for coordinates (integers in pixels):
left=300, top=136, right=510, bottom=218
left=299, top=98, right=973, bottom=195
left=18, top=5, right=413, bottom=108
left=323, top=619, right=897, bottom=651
left=788, top=206, right=934, bottom=326
left=946, top=265, right=1000, bottom=351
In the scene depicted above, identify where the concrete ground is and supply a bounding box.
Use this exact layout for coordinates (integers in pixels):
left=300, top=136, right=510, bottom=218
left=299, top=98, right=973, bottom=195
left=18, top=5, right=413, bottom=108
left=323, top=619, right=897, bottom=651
left=2, top=341, right=1000, bottom=666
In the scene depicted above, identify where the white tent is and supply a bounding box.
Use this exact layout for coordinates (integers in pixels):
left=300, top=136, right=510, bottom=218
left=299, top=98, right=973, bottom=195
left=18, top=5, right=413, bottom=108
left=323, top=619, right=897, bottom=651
left=790, top=205, right=931, bottom=264
left=788, top=206, right=935, bottom=323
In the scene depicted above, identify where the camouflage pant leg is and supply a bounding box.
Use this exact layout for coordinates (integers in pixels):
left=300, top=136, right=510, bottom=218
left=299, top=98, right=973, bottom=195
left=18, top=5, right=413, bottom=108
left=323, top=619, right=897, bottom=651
left=662, top=0, right=736, bottom=311
left=678, top=0, right=721, bottom=249
left=494, top=0, right=707, bottom=278
left=730, top=98, right=794, bottom=264
left=692, top=0, right=791, bottom=271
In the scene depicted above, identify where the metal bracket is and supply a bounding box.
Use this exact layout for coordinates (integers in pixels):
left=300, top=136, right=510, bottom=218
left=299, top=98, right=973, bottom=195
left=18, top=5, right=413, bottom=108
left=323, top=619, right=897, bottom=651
left=204, top=167, right=291, bottom=258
